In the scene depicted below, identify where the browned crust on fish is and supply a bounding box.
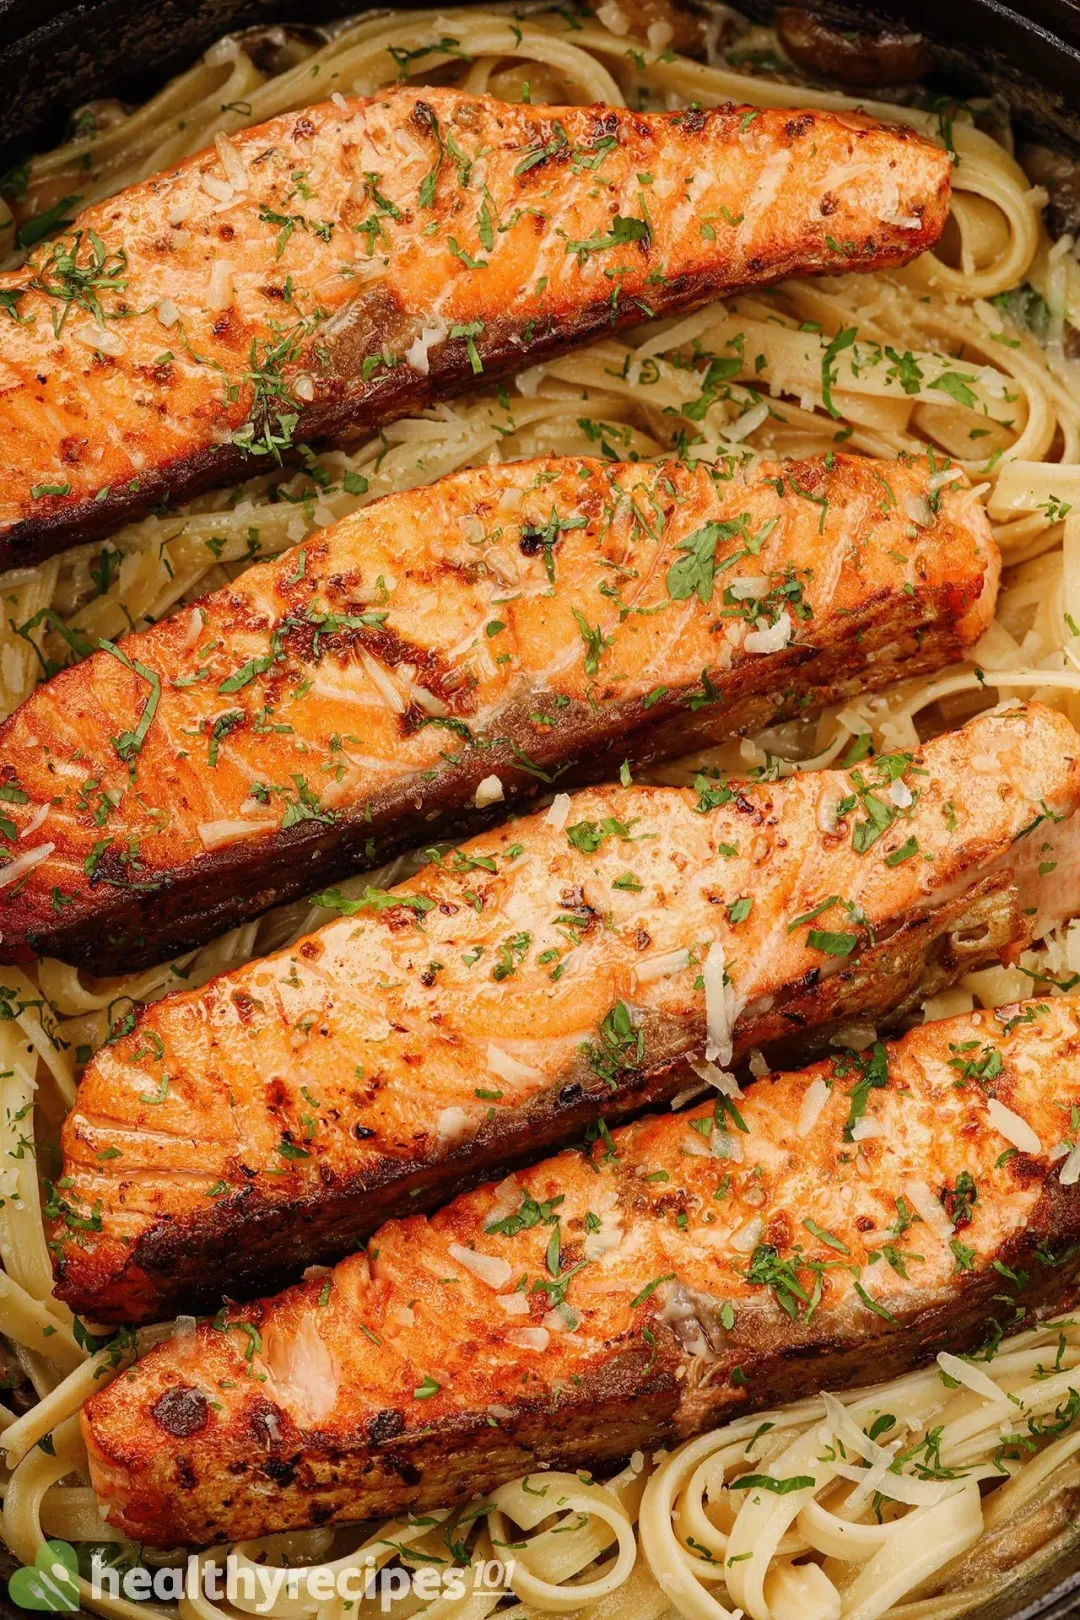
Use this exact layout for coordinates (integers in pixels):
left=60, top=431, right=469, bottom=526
left=57, top=874, right=1021, bottom=1323
left=51, top=704, right=1080, bottom=1323
left=80, top=995, right=1080, bottom=1547
left=0, top=89, right=950, bottom=566
left=0, top=454, right=997, bottom=974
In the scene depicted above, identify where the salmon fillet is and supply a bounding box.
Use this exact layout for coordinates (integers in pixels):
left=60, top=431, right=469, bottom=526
left=0, top=88, right=950, bottom=567
left=81, top=993, right=1080, bottom=1548
left=51, top=702, right=1080, bottom=1323
left=0, top=452, right=997, bottom=974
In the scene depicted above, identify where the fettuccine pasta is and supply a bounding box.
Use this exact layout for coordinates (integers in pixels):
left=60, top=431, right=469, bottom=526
left=2, top=5, right=1080, bottom=1617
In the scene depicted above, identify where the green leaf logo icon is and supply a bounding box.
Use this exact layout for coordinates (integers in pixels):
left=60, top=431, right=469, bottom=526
left=7, top=1540, right=80, bottom=1611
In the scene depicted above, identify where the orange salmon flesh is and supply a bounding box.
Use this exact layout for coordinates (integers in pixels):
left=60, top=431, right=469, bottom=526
left=81, top=993, right=1080, bottom=1547
left=0, top=87, right=950, bottom=565
left=0, top=452, right=997, bottom=972
left=52, top=702, right=1080, bottom=1322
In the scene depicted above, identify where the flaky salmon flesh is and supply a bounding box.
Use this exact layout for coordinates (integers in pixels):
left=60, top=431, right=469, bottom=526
left=52, top=702, right=1080, bottom=1324
left=0, top=452, right=997, bottom=974
left=81, top=993, right=1080, bottom=1549
left=0, top=87, right=950, bottom=566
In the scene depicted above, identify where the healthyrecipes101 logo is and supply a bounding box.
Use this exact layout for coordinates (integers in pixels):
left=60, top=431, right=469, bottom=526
left=7, top=1542, right=79, bottom=1611
left=6, top=1541, right=517, bottom=1612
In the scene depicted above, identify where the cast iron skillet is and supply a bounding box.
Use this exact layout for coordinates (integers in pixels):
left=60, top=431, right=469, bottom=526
left=1, top=1, right=1080, bottom=1617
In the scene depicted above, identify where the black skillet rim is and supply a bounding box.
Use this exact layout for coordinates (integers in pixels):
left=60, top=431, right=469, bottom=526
left=0, top=1, right=1079, bottom=1616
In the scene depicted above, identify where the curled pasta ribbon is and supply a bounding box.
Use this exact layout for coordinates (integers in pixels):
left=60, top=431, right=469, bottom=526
left=487, top=1469, right=640, bottom=1612
left=6, top=13, right=1080, bottom=1620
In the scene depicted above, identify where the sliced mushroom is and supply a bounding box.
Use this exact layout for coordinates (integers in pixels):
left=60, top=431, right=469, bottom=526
left=235, top=24, right=327, bottom=77
left=774, top=8, right=931, bottom=88
left=1021, top=142, right=1080, bottom=241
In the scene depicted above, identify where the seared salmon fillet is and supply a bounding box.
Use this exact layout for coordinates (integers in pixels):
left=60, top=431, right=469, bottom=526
left=52, top=703, right=1080, bottom=1323
left=0, top=87, right=950, bottom=567
left=0, top=452, right=997, bottom=974
left=81, top=994, right=1080, bottom=1548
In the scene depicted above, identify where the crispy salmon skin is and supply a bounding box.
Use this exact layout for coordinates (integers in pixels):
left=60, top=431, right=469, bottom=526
left=0, top=452, right=997, bottom=972
left=81, top=994, right=1080, bottom=1548
left=0, top=87, right=950, bottom=565
left=51, top=703, right=1080, bottom=1323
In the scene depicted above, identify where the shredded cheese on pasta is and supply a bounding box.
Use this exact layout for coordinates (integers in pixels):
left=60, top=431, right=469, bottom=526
left=2, top=7, right=1080, bottom=1619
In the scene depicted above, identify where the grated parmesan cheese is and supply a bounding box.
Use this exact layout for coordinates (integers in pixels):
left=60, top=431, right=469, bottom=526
left=1061, top=1141, right=1080, bottom=1185
left=214, top=132, right=247, bottom=191
left=904, top=1178, right=954, bottom=1247
left=447, top=1243, right=512, bottom=1290
left=487, top=1044, right=543, bottom=1085
left=474, top=774, right=504, bottom=809
left=436, top=1106, right=468, bottom=1140
left=19, top=805, right=47, bottom=841
left=0, top=844, right=54, bottom=888
left=73, top=323, right=125, bottom=356
left=507, top=1326, right=549, bottom=1351
left=171, top=1316, right=198, bottom=1361
left=359, top=650, right=406, bottom=713
left=727, top=575, right=769, bottom=600
left=200, top=172, right=234, bottom=205
left=730, top=1214, right=764, bottom=1253
left=636, top=948, right=691, bottom=983
left=207, top=261, right=234, bottom=311
left=595, top=0, right=629, bottom=33
left=723, top=400, right=769, bottom=443
left=986, top=1097, right=1042, bottom=1155
left=405, top=324, right=448, bottom=375
left=689, top=1057, right=743, bottom=1097
left=704, top=940, right=740, bottom=1067
left=197, top=819, right=276, bottom=850
left=936, top=1351, right=1010, bottom=1405
left=904, top=491, right=933, bottom=529
left=545, top=793, right=572, bottom=831
left=796, top=1077, right=830, bottom=1137
left=495, top=1292, right=529, bottom=1316
left=744, top=611, right=792, bottom=655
